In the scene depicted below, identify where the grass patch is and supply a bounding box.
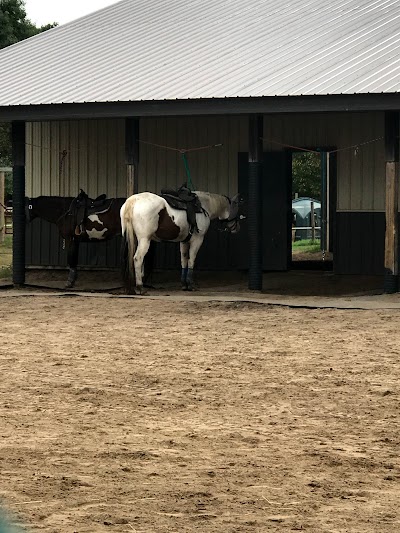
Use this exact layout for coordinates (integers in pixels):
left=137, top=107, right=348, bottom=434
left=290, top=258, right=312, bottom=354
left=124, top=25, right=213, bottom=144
left=1, top=235, right=12, bottom=250
left=292, top=239, right=321, bottom=254
left=0, top=265, right=12, bottom=279
left=0, top=235, right=12, bottom=271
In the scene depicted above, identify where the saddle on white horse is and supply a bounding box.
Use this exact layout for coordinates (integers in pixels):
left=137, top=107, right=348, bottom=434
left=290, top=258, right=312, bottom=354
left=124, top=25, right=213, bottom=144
left=160, top=186, right=204, bottom=234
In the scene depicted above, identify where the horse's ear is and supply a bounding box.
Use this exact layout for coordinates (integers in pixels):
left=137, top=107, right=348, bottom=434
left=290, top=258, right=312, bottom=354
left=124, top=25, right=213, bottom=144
left=78, top=189, right=89, bottom=200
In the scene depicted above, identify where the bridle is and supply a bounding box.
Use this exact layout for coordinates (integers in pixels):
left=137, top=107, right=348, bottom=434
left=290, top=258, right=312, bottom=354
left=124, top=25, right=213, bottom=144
left=25, top=200, right=33, bottom=222
left=218, top=195, right=244, bottom=233
left=24, top=196, right=74, bottom=226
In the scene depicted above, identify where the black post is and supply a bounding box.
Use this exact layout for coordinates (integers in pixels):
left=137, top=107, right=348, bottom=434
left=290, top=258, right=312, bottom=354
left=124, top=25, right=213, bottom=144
left=11, top=121, right=26, bottom=287
left=248, top=115, right=263, bottom=290
left=320, top=151, right=327, bottom=255
left=384, top=111, right=400, bottom=293
left=125, top=117, right=139, bottom=196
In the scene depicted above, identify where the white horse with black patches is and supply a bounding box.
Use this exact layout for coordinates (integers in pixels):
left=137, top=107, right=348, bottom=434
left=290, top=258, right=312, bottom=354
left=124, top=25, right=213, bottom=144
left=120, top=191, right=241, bottom=294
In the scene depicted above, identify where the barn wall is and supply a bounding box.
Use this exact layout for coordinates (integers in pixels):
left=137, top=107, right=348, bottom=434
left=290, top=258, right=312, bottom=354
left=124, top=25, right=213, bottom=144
left=25, top=119, right=126, bottom=268
left=26, top=119, right=126, bottom=198
left=25, top=112, right=387, bottom=274
left=261, top=111, right=386, bottom=275
left=26, top=112, right=386, bottom=211
left=262, top=111, right=385, bottom=212
left=138, top=116, right=248, bottom=196
left=138, top=112, right=386, bottom=212
left=137, top=116, right=249, bottom=271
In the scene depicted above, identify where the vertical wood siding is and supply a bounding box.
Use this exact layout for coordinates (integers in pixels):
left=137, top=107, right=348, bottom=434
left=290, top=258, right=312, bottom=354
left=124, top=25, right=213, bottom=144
left=25, top=113, right=387, bottom=273
left=27, top=113, right=386, bottom=212
left=262, top=111, right=385, bottom=212
left=26, top=119, right=126, bottom=198
left=138, top=115, right=248, bottom=196
left=25, top=119, right=126, bottom=268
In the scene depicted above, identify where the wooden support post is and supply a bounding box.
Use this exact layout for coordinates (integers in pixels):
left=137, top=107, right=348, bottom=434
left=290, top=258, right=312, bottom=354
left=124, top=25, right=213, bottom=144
left=384, top=111, right=400, bottom=293
left=125, top=117, right=139, bottom=197
left=11, top=121, right=26, bottom=287
left=310, top=200, right=316, bottom=242
left=248, top=114, right=263, bottom=290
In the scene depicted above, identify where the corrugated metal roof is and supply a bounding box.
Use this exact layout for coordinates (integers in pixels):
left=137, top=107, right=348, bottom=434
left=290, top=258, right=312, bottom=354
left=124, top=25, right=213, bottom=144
left=1, top=0, right=400, bottom=106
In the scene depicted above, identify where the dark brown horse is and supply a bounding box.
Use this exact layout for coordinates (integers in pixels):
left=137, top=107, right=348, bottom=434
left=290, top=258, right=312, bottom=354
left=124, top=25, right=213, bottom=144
left=26, top=190, right=126, bottom=288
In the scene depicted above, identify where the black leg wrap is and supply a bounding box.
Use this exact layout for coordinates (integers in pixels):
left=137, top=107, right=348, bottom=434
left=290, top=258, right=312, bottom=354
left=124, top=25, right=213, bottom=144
left=186, top=268, right=194, bottom=290
left=384, top=269, right=398, bottom=294
left=65, top=268, right=78, bottom=289
left=181, top=267, right=188, bottom=290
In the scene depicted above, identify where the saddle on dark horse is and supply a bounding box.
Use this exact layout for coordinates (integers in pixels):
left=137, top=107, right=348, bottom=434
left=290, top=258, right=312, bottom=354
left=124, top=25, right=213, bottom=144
left=68, top=189, right=114, bottom=235
left=160, top=186, right=204, bottom=236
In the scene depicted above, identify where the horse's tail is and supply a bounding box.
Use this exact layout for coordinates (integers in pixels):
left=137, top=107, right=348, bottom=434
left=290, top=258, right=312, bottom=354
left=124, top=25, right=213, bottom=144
left=120, top=200, right=137, bottom=294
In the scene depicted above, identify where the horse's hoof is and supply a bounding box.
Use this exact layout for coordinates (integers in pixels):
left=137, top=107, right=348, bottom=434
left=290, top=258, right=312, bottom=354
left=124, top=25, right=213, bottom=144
left=181, top=285, right=188, bottom=291
left=125, top=289, right=135, bottom=295
left=135, top=287, right=148, bottom=296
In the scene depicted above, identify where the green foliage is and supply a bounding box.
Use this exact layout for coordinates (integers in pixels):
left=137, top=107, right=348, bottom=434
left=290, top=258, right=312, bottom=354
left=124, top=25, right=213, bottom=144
left=0, top=234, right=12, bottom=249
left=0, top=0, right=35, bottom=48
left=4, top=170, right=11, bottom=197
left=293, top=238, right=320, bottom=248
left=0, top=235, right=13, bottom=272
left=0, top=1, right=57, bottom=195
left=292, top=152, right=321, bottom=200
left=0, top=264, right=12, bottom=278
left=292, top=239, right=321, bottom=253
left=0, top=214, right=12, bottom=277
left=0, top=0, right=57, bottom=49
left=0, top=122, right=11, bottom=168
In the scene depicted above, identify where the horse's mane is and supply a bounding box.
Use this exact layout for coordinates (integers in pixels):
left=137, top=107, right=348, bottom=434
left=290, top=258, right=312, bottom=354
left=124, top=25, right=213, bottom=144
left=29, top=195, right=74, bottom=201
left=194, top=191, right=229, bottom=218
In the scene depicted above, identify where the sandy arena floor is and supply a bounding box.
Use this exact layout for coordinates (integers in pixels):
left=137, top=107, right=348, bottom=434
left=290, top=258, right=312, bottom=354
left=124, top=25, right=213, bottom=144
left=0, top=294, right=400, bottom=532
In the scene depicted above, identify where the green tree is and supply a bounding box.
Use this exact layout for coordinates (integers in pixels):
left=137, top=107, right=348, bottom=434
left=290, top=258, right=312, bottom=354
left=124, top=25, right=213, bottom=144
left=0, top=124, right=10, bottom=167
left=292, top=152, right=321, bottom=200
left=0, top=0, right=56, bottom=49
left=0, top=0, right=57, bottom=194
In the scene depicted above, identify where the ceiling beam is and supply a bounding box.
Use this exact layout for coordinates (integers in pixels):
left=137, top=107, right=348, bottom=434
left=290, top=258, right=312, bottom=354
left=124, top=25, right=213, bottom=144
left=2, top=94, right=400, bottom=121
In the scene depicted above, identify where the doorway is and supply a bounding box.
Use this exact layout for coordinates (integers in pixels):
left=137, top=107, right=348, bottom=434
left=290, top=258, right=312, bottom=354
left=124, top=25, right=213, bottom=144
left=291, top=150, right=335, bottom=270
left=237, top=150, right=336, bottom=273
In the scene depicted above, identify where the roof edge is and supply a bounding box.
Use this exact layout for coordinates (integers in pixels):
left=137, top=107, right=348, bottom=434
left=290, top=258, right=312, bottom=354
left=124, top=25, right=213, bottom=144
left=1, top=94, right=400, bottom=121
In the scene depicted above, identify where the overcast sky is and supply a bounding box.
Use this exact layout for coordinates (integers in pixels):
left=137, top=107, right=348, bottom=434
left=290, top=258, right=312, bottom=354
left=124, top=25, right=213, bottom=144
left=24, top=0, right=121, bottom=26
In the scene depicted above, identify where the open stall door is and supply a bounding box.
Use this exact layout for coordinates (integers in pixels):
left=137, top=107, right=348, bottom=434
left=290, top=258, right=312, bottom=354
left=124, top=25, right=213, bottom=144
left=237, top=152, right=291, bottom=271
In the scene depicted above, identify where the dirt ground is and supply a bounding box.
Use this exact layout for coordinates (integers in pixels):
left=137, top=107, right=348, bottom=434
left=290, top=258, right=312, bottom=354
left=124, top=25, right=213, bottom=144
left=0, top=267, right=385, bottom=299
left=1, top=294, right=400, bottom=532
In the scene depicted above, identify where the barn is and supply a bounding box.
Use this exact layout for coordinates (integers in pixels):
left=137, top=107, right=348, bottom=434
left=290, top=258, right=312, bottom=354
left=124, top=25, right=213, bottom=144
left=1, top=0, right=400, bottom=292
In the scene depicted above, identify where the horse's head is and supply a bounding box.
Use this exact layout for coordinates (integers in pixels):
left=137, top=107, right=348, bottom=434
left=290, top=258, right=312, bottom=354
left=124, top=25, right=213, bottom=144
left=75, top=189, right=90, bottom=205
left=25, top=195, right=75, bottom=226
left=221, top=193, right=244, bottom=233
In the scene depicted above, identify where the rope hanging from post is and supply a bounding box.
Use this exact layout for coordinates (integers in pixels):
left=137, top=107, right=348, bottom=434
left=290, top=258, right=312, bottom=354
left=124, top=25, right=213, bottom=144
left=138, top=140, right=223, bottom=191
left=181, top=152, right=194, bottom=190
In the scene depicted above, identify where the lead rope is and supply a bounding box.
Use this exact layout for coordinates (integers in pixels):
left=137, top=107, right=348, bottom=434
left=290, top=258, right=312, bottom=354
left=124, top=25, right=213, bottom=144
left=138, top=140, right=223, bottom=191
left=181, top=152, right=194, bottom=190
